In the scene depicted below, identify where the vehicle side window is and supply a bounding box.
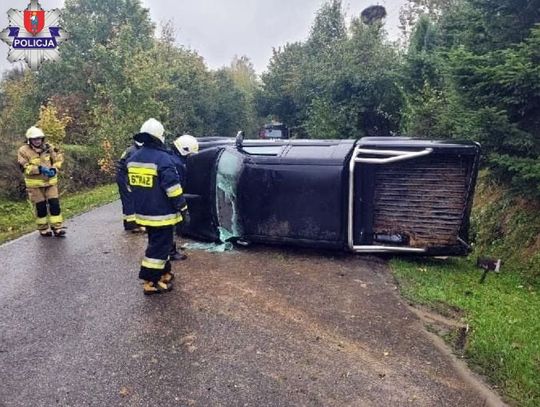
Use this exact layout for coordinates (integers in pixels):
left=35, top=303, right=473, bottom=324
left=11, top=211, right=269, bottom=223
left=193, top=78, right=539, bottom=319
left=286, top=145, right=336, bottom=158
left=242, top=146, right=283, bottom=156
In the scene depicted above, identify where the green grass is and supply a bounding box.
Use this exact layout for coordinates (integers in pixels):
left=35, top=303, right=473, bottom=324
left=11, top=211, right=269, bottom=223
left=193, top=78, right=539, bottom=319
left=0, top=184, right=119, bottom=244
left=391, top=256, right=540, bottom=407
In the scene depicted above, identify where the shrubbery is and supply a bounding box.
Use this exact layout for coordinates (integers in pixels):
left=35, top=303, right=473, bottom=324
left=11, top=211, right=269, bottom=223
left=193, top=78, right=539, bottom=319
left=0, top=143, right=108, bottom=200
left=0, top=143, right=26, bottom=200
left=0, top=0, right=261, bottom=202
left=61, top=144, right=111, bottom=192
left=400, top=3, right=540, bottom=198
left=470, top=172, right=540, bottom=285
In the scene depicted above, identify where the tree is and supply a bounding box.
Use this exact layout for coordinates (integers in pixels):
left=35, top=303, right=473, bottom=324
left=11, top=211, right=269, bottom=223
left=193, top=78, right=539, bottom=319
left=399, top=0, right=457, bottom=41
left=212, top=68, right=251, bottom=137
left=260, top=1, right=403, bottom=139
left=0, top=0, right=261, bottom=196
left=258, top=42, right=309, bottom=129
left=36, top=104, right=71, bottom=147
left=35, top=0, right=156, bottom=147
left=402, top=0, right=540, bottom=197
left=307, top=0, right=347, bottom=51
left=0, top=70, right=40, bottom=143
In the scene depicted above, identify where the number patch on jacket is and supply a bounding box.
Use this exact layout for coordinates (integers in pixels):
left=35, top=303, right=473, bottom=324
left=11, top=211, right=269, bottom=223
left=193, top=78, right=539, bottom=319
left=129, top=174, right=153, bottom=188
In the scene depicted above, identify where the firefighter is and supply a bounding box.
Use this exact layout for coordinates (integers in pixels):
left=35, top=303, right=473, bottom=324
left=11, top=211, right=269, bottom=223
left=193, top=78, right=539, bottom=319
left=173, top=134, right=199, bottom=167
left=169, top=134, right=199, bottom=260
left=127, top=118, right=189, bottom=295
left=17, top=126, right=66, bottom=237
left=115, top=141, right=145, bottom=232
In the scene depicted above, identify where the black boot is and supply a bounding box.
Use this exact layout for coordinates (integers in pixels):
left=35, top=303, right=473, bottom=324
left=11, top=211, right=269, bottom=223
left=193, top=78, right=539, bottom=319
left=170, top=251, right=187, bottom=261
left=170, top=242, right=187, bottom=261
left=52, top=227, right=66, bottom=237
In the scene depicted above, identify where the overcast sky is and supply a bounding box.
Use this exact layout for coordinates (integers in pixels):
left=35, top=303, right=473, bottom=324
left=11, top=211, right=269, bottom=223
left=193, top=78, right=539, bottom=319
left=0, top=0, right=406, bottom=75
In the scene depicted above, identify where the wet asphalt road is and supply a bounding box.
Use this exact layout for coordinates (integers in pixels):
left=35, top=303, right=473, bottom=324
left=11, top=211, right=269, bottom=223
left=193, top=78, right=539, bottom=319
left=0, top=201, right=501, bottom=406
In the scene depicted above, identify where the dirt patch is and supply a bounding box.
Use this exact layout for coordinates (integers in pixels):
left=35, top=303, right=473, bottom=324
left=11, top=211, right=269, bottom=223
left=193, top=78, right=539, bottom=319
left=408, top=305, right=468, bottom=349
left=168, top=244, right=507, bottom=406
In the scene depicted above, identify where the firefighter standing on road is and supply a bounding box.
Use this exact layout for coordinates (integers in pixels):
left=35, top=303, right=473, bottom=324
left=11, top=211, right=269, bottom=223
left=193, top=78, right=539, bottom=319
left=169, top=134, right=199, bottom=259
left=127, top=118, right=189, bottom=295
left=17, top=126, right=66, bottom=237
left=115, top=141, right=145, bottom=232
left=165, top=134, right=199, bottom=259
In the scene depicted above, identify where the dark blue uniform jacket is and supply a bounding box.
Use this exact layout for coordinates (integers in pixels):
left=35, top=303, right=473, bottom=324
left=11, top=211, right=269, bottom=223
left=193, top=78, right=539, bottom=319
left=126, top=134, right=187, bottom=227
left=169, top=150, right=187, bottom=185
left=115, top=144, right=139, bottom=184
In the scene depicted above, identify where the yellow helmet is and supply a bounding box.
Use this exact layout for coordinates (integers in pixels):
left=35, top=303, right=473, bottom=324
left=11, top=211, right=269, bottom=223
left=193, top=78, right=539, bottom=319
left=26, top=126, right=45, bottom=139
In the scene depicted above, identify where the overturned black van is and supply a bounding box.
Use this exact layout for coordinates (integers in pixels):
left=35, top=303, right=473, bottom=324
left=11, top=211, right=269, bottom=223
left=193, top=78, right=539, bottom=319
left=182, top=136, right=480, bottom=256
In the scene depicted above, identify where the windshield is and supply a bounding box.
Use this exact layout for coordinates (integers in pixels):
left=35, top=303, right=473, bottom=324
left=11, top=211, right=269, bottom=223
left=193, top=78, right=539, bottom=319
left=215, top=149, right=244, bottom=241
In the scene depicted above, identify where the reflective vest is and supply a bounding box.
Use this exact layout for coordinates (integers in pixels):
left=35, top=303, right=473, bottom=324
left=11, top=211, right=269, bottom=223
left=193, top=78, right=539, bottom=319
left=17, top=143, right=63, bottom=188
left=126, top=140, right=187, bottom=228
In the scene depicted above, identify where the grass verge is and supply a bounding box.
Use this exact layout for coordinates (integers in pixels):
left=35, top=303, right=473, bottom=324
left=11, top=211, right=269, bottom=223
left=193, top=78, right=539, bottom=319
left=0, top=184, right=119, bottom=244
left=391, top=173, right=539, bottom=406
left=391, top=257, right=539, bottom=406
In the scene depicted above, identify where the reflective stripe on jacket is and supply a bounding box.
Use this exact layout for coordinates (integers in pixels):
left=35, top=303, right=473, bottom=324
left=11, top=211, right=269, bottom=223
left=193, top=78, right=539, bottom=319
left=126, top=137, right=187, bottom=227
left=17, top=143, right=63, bottom=188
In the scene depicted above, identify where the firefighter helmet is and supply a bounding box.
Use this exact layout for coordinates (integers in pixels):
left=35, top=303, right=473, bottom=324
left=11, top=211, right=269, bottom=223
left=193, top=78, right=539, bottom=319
left=26, top=126, right=45, bottom=139
left=173, top=134, right=199, bottom=156
left=140, top=118, right=165, bottom=144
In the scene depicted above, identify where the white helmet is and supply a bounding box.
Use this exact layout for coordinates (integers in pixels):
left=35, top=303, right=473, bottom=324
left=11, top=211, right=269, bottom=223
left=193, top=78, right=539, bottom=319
left=26, top=126, right=45, bottom=139
left=173, top=134, right=199, bottom=156
left=140, top=118, right=165, bottom=144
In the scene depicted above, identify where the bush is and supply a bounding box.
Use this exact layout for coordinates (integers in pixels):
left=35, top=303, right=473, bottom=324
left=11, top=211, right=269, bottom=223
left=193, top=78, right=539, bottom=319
left=0, top=142, right=26, bottom=200
left=0, top=143, right=112, bottom=200
left=471, top=172, right=540, bottom=285
left=489, top=154, right=540, bottom=200
left=36, top=103, right=71, bottom=146
left=61, top=144, right=113, bottom=193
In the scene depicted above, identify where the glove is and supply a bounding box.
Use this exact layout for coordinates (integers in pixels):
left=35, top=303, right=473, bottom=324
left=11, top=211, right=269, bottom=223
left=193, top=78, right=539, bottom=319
left=38, top=166, right=57, bottom=177
left=46, top=167, right=57, bottom=177
left=180, top=208, right=190, bottom=229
